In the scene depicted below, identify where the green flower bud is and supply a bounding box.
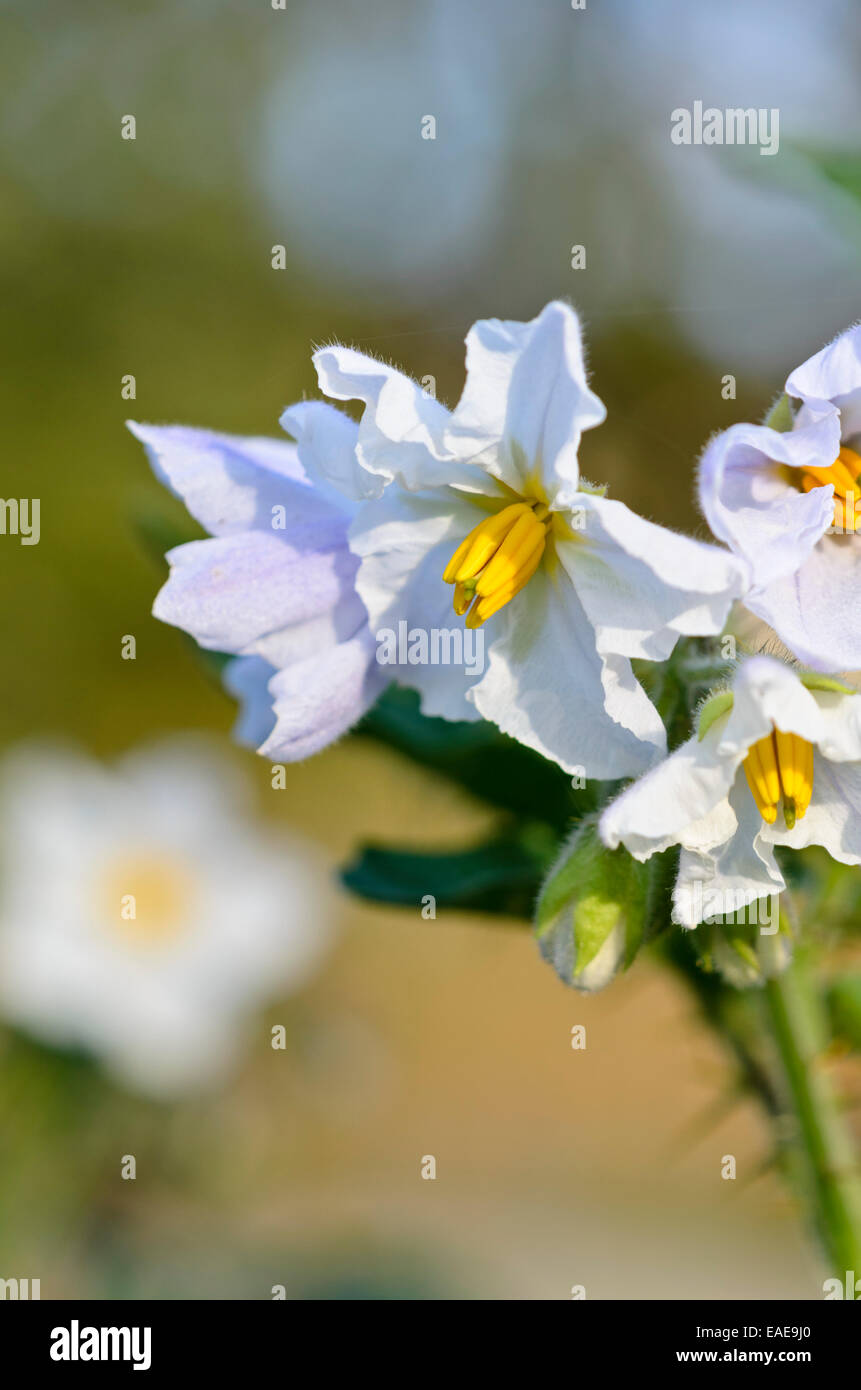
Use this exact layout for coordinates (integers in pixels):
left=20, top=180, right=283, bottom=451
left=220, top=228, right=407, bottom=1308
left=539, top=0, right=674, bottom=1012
left=534, top=816, right=659, bottom=992
left=697, top=910, right=793, bottom=988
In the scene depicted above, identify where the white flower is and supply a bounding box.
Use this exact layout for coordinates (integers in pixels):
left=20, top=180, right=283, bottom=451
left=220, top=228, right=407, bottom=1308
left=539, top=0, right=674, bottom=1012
left=0, top=738, right=334, bottom=1097
left=700, top=322, right=861, bottom=672
left=305, top=301, right=744, bottom=778
left=600, top=656, right=861, bottom=925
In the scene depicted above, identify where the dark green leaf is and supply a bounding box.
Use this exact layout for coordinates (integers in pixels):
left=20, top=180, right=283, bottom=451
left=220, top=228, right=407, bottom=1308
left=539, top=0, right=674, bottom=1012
left=341, top=832, right=555, bottom=919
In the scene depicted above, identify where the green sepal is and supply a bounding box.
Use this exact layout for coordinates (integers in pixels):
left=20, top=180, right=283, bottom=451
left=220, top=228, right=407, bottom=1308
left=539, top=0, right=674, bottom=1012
left=799, top=672, right=858, bottom=696
left=697, top=689, right=734, bottom=740
left=695, top=912, right=792, bottom=989
left=763, top=392, right=795, bottom=433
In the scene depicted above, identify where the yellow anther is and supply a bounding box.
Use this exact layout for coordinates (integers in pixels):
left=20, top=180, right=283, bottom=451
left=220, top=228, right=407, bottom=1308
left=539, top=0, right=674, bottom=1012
left=743, top=736, right=779, bottom=823
left=742, top=728, right=814, bottom=829
left=465, top=544, right=545, bottom=628
left=797, top=446, right=861, bottom=531
left=442, top=503, right=530, bottom=584
left=443, top=500, right=551, bottom=626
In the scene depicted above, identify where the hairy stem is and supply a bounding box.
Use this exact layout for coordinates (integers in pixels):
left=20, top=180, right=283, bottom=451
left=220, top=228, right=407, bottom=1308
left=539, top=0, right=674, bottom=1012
left=764, top=950, right=861, bottom=1277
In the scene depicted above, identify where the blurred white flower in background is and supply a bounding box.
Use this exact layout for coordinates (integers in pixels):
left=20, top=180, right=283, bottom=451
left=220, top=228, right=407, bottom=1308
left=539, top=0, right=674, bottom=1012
left=0, top=737, right=334, bottom=1098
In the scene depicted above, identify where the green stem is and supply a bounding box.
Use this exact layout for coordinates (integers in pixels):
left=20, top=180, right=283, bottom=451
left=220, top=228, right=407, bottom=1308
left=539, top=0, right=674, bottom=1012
left=764, top=951, right=861, bottom=1276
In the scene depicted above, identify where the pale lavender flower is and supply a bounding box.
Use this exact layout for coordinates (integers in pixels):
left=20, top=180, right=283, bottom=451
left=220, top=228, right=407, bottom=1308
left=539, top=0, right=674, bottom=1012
left=128, top=415, right=386, bottom=761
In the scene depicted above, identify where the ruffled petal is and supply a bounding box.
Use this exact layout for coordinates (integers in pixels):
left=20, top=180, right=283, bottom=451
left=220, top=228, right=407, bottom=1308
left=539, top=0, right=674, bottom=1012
left=563, top=496, right=744, bottom=660
left=469, top=566, right=666, bottom=779
left=698, top=416, right=840, bottom=589
left=259, top=631, right=386, bottom=762
left=127, top=422, right=348, bottom=536
left=813, top=688, right=861, bottom=762
left=672, top=781, right=785, bottom=926
left=445, top=301, right=606, bottom=503
left=746, top=536, right=861, bottom=672
left=313, top=344, right=499, bottom=497
left=279, top=400, right=364, bottom=505
left=787, top=323, right=861, bottom=439
left=716, top=655, right=825, bottom=754
left=601, top=657, right=825, bottom=862
left=600, top=730, right=739, bottom=860
left=222, top=656, right=278, bottom=749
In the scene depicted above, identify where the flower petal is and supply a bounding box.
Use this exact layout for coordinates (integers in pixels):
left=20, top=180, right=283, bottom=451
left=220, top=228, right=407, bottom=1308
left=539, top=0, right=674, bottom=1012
left=672, top=780, right=785, bottom=926
left=222, top=656, right=278, bottom=749
left=469, top=565, right=666, bottom=779
left=445, top=301, right=606, bottom=503
left=154, top=532, right=362, bottom=662
left=348, top=489, right=487, bottom=722
left=787, top=323, right=861, bottom=438
left=763, top=752, right=861, bottom=863
left=279, top=400, right=366, bottom=504
left=812, top=688, right=861, bottom=762
left=698, top=417, right=840, bottom=590
left=746, top=536, right=861, bottom=672
left=716, top=655, right=825, bottom=755
left=259, top=632, right=386, bottom=762
left=563, top=496, right=744, bottom=660
left=600, top=731, right=739, bottom=860
left=313, top=344, right=498, bottom=496
left=127, top=422, right=348, bottom=536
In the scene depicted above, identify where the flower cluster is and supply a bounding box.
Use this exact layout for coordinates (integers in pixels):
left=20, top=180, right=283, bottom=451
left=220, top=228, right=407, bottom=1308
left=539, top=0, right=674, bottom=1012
left=131, top=306, right=861, bottom=989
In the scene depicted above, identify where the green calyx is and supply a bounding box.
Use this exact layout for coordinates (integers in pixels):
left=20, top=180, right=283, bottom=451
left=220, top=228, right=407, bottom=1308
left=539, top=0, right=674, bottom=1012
left=763, top=392, right=795, bottom=433
left=534, top=816, right=665, bottom=991
left=799, top=672, right=858, bottom=696
left=697, top=689, right=734, bottom=740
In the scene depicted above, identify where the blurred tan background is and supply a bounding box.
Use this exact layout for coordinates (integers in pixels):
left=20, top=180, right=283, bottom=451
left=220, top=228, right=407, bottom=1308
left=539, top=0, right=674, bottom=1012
left=2, top=0, right=860, bottom=1297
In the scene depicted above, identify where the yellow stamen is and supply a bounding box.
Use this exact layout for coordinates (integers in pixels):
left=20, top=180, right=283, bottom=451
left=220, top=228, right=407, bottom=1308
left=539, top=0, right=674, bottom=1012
left=465, top=544, right=545, bottom=628
left=742, top=728, right=814, bottom=829
left=442, top=503, right=530, bottom=583
left=797, top=446, right=861, bottom=531
left=774, top=729, right=796, bottom=801
left=443, top=500, right=551, bottom=626
left=795, top=736, right=814, bottom=819
left=743, top=736, right=779, bottom=824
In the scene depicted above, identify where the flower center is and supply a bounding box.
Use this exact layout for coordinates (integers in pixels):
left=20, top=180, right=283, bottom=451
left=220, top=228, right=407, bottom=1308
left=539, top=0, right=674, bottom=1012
left=442, top=500, right=552, bottom=628
left=741, top=729, right=813, bottom=829
left=96, top=853, right=195, bottom=946
left=795, top=446, right=861, bottom=532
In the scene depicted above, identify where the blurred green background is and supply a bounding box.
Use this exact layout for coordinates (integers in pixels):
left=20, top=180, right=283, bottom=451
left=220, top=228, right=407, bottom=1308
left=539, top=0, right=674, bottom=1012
left=1, top=0, right=860, bottom=1298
